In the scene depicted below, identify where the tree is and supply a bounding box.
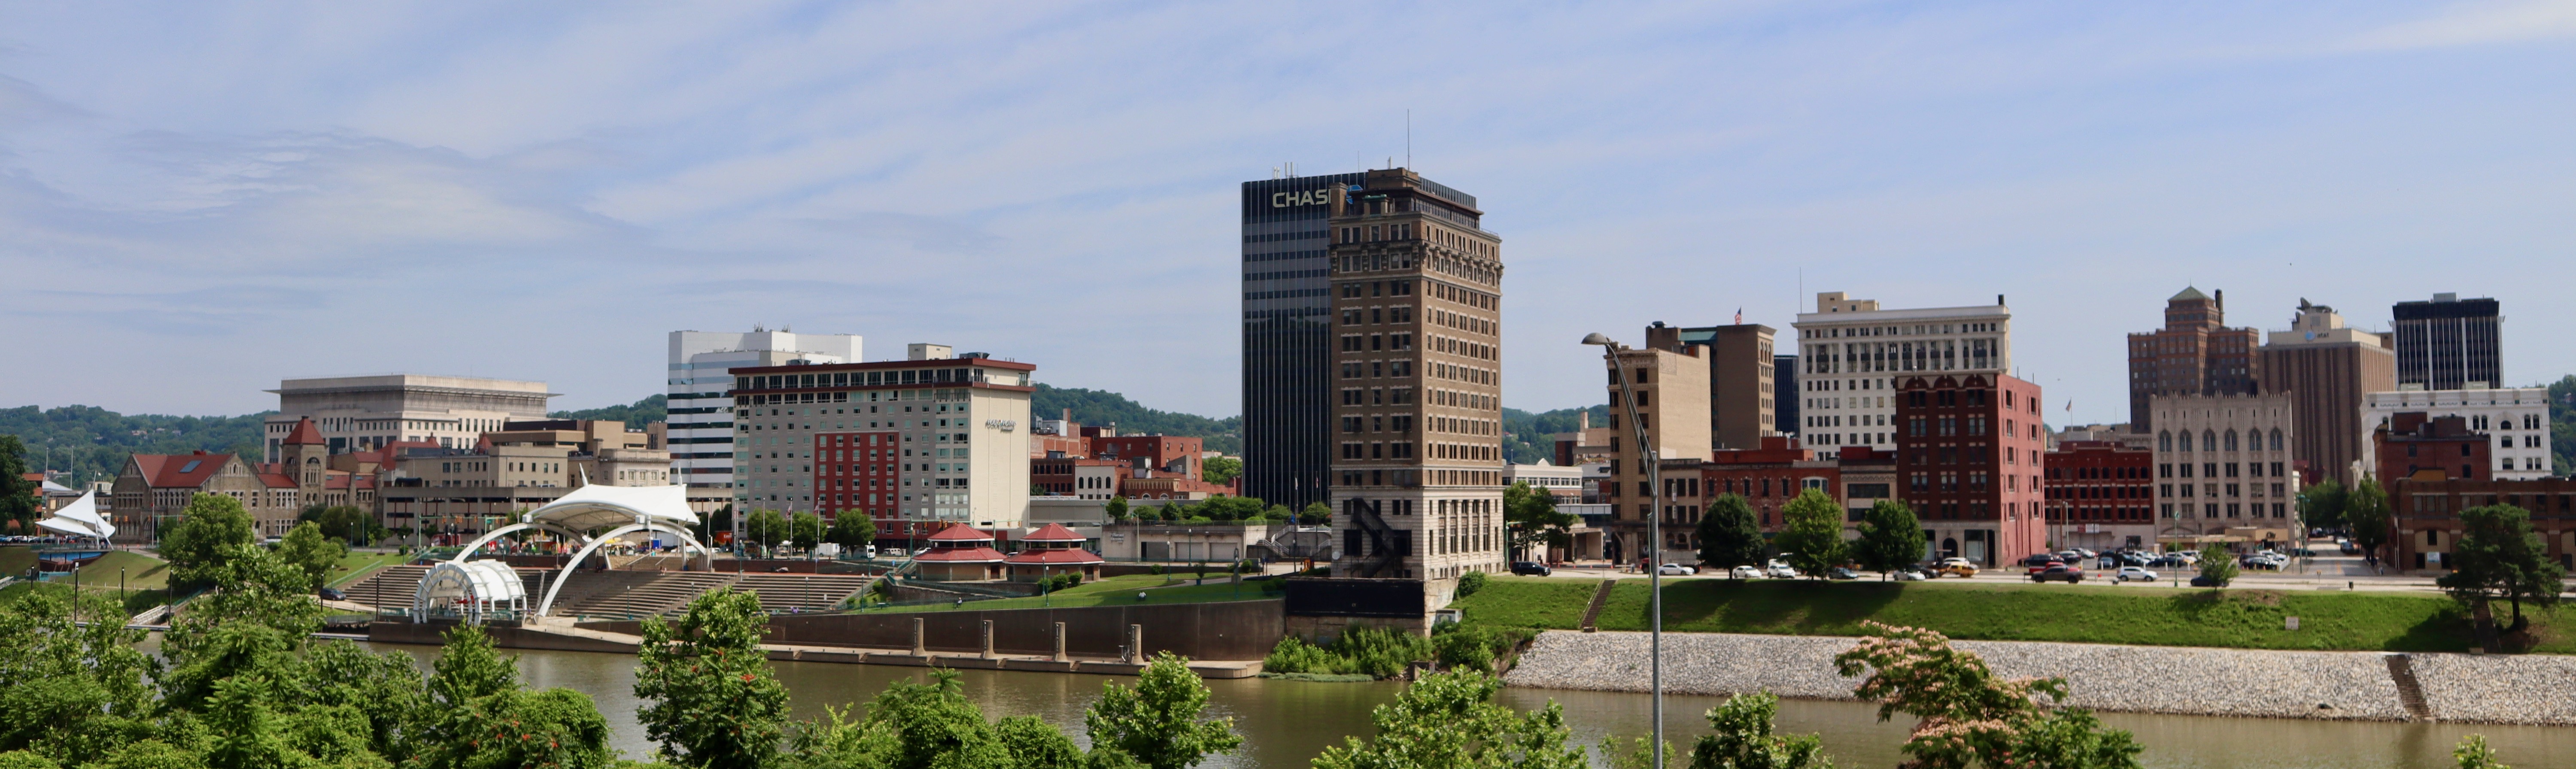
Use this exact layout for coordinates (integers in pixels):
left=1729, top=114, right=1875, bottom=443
left=2197, top=546, right=2238, bottom=587
left=635, top=589, right=790, bottom=769
left=1835, top=622, right=2142, bottom=769
left=1083, top=651, right=1242, bottom=769
left=2437, top=504, right=2565, bottom=632
left=1104, top=497, right=1131, bottom=522
left=790, top=511, right=825, bottom=554
left=2297, top=480, right=2348, bottom=533
left=2346, top=479, right=2394, bottom=567
left=159, top=492, right=260, bottom=590
left=1200, top=456, right=1242, bottom=486
left=1696, top=494, right=1768, bottom=570
left=1853, top=500, right=1928, bottom=579
left=1504, top=482, right=1579, bottom=562
left=1194, top=495, right=1266, bottom=522
left=273, top=521, right=345, bottom=593
left=2455, top=735, right=2511, bottom=769
left=826, top=513, right=877, bottom=553
left=1312, top=669, right=1588, bottom=769
left=0, top=436, right=34, bottom=535
left=1771, top=489, right=1845, bottom=578
left=1300, top=501, right=1332, bottom=526
left=1687, top=691, right=1832, bottom=769
left=743, top=509, right=790, bottom=556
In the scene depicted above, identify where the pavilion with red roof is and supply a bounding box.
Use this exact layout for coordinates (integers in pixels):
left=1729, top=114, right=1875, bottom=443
left=1004, top=523, right=1104, bottom=582
left=914, top=524, right=1008, bottom=581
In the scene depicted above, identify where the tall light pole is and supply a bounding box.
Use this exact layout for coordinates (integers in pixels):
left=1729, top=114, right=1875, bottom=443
left=1585, top=332, right=1661, bottom=769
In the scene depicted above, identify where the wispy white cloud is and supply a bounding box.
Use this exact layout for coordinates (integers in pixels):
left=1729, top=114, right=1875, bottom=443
left=2346, top=0, right=2576, bottom=50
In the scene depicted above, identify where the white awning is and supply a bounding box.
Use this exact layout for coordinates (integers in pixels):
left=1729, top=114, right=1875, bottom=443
left=36, top=491, right=112, bottom=540
left=519, top=483, right=698, bottom=534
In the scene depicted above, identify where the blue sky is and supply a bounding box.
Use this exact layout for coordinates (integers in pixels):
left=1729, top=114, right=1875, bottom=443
left=4, top=1, right=2572, bottom=425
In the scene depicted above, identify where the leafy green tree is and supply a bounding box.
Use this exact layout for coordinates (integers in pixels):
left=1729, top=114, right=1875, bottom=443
left=2455, top=734, right=2511, bottom=769
left=0, top=590, right=158, bottom=765
left=1771, top=489, right=1845, bottom=578
left=1200, top=456, right=1242, bottom=486
left=826, top=513, right=877, bottom=553
left=2346, top=479, right=2393, bottom=567
left=1696, top=494, right=1768, bottom=570
left=790, top=511, right=826, bottom=554
left=743, top=509, right=790, bottom=556
left=1300, top=501, right=1332, bottom=526
left=635, top=589, right=790, bottom=769
left=1834, top=622, right=2142, bottom=769
left=1104, top=497, right=1132, bottom=521
left=273, top=522, right=344, bottom=593
left=1853, top=500, right=1927, bottom=579
left=1194, top=495, right=1266, bottom=522
left=1312, top=669, right=1587, bottom=769
left=0, top=436, right=34, bottom=535
left=2196, top=546, right=2238, bottom=587
left=1686, top=691, right=1832, bottom=769
left=1084, top=652, right=1242, bottom=769
left=1505, top=483, right=1579, bottom=562
left=2437, top=504, right=2566, bottom=632
left=160, top=493, right=260, bottom=590
left=2297, top=480, right=2348, bottom=532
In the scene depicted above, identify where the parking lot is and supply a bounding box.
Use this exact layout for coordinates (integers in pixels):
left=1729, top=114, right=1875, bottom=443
left=1523, top=538, right=2461, bottom=593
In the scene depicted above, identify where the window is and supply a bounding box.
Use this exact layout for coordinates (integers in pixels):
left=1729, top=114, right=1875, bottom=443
left=2202, top=431, right=2217, bottom=452
left=2158, top=431, right=2171, bottom=451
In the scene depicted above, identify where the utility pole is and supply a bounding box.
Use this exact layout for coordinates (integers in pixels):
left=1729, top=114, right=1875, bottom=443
left=1585, top=332, right=1662, bottom=769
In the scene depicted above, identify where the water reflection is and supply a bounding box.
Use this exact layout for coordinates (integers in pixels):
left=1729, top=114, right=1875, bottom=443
left=367, top=643, right=2576, bottom=769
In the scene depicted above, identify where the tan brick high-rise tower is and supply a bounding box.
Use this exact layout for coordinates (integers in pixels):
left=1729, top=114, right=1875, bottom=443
left=1325, top=168, right=1507, bottom=584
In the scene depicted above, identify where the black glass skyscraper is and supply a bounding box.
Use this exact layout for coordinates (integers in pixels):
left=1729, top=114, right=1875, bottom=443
left=1240, top=171, right=1473, bottom=510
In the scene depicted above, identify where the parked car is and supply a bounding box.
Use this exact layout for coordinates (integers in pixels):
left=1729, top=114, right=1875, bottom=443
left=2026, top=559, right=2066, bottom=576
left=1827, top=567, right=1861, bottom=580
left=2020, top=553, right=2060, bottom=569
left=318, top=587, right=347, bottom=601
left=2190, top=574, right=2228, bottom=587
left=2030, top=565, right=2085, bottom=583
left=2339, top=541, right=2362, bottom=555
left=1893, top=568, right=1928, bottom=581
left=1657, top=562, right=1699, bottom=576
left=1766, top=564, right=1798, bottom=579
left=1730, top=565, right=1763, bottom=580
left=2112, top=566, right=2158, bottom=583
left=1510, top=561, right=1552, bottom=576
left=1932, top=558, right=1979, bottom=578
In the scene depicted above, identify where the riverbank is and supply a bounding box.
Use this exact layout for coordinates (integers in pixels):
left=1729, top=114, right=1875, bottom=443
left=1454, top=575, right=2562, bottom=653
left=1504, top=629, right=2576, bottom=725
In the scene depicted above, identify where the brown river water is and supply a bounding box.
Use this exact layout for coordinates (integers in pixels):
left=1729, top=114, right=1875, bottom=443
left=358, top=642, right=2576, bottom=769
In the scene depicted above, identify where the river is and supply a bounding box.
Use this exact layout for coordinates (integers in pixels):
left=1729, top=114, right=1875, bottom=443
left=365, top=643, right=2576, bottom=768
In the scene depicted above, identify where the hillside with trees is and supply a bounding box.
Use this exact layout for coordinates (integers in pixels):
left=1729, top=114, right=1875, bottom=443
left=1032, top=384, right=1243, bottom=455
left=549, top=393, right=667, bottom=428
left=1502, top=405, right=1610, bottom=465
left=0, top=405, right=270, bottom=486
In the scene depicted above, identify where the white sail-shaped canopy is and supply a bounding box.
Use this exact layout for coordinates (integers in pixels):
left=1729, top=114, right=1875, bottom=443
left=36, top=490, right=112, bottom=540
left=521, top=483, right=698, bottom=533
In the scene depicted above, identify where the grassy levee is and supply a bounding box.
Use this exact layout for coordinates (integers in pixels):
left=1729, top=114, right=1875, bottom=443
left=1449, top=576, right=2548, bottom=654
left=0, top=546, right=36, bottom=576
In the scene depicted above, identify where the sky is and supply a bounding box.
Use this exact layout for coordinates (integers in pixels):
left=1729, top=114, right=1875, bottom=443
left=4, top=1, right=2573, bottom=426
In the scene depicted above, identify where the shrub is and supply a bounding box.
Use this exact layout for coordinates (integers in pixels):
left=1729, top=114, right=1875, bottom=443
left=2198, top=546, right=2239, bottom=587
left=1259, top=626, right=1439, bottom=678
left=1263, top=637, right=1346, bottom=675
left=1456, top=571, right=1488, bottom=597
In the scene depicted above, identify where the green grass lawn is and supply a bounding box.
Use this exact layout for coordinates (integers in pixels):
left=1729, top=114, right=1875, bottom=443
left=1, top=580, right=173, bottom=615
left=74, top=550, right=171, bottom=591
left=861, top=573, right=1283, bottom=613
left=326, top=551, right=412, bottom=588
left=1451, top=576, right=2543, bottom=654
left=0, top=546, right=35, bottom=577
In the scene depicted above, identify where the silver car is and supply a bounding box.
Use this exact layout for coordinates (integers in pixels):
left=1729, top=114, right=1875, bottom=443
left=2113, top=566, right=2158, bottom=583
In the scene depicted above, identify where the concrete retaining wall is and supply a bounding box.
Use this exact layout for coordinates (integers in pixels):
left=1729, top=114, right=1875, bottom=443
left=1504, top=630, right=2576, bottom=725
left=575, top=599, right=1284, bottom=661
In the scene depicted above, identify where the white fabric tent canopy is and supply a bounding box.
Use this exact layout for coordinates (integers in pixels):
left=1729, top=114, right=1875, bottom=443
left=522, top=483, right=697, bottom=533
left=36, top=490, right=112, bottom=540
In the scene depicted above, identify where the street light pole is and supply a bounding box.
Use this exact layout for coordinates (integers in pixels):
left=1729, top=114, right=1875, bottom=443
left=1586, top=332, right=1661, bottom=769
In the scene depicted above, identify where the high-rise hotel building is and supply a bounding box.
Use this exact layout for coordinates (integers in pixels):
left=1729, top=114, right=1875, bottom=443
left=668, top=330, right=862, bottom=489
left=1791, top=292, right=2013, bottom=452
left=1241, top=169, right=1475, bottom=512
left=727, top=344, right=1033, bottom=544
left=1323, top=168, right=1507, bottom=583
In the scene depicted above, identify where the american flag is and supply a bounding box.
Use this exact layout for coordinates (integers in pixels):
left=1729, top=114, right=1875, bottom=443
left=1734, top=307, right=1743, bottom=325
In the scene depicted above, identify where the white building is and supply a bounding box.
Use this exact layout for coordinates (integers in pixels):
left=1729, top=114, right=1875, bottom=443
left=667, top=329, right=863, bottom=489
left=728, top=344, right=1034, bottom=543
left=2361, top=387, right=2555, bottom=480
left=264, top=374, right=553, bottom=461
left=1504, top=462, right=1587, bottom=501
left=1791, top=292, right=2013, bottom=452
left=2149, top=393, right=2303, bottom=544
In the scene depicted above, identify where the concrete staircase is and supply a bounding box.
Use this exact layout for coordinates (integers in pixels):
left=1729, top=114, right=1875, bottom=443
left=2386, top=654, right=2433, bottom=722
left=1578, top=580, right=1618, bottom=632
left=734, top=573, right=871, bottom=614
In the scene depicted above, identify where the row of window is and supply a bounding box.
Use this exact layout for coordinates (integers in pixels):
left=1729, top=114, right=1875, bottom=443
left=2160, top=502, right=2289, bottom=519
left=738, top=370, right=984, bottom=391
left=2157, top=428, right=2286, bottom=453
left=2157, top=462, right=2286, bottom=478
left=2160, top=483, right=2287, bottom=498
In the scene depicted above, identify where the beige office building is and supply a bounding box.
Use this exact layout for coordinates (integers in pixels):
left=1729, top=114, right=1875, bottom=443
left=1324, top=167, right=1509, bottom=586
left=264, top=374, right=554, bottom=461
left=1792, top=292, right=2012, bottom=452
left=2149, top=393, right=2303, bottom=545
left=728, top=345, right=1036, bottom=544
left=1644, top=322, right=1777, bottom=450
left=1601, top=342, right=1713, bottom=565
left=2257, top=300, right=2395, bottom=486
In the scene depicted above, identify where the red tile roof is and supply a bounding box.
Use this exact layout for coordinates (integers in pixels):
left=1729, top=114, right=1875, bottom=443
left=927, top=523, right=994, bottom=542
left=915, top=545, right=1007, bottom=562
left=1022, top=523, right=1084, bottom=542
left=131, top=452, right=235, bottom=489
left=282, top=417, right=325, bottom=445
left=259, top=473, right=298, bottom=489
left=1004, top=547, right=1103, bottom=565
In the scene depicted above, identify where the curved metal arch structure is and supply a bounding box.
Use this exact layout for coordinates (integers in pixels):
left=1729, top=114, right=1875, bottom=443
left=414, top=560, right=527, bottom=625
left=433, top=483, right=713, bottom=620
left=533, top=520, right=713, bottom=617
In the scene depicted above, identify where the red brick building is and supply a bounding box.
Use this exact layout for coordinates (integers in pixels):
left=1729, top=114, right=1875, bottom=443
left=2126, top=287, right=2260, bottom=432
left=810, top=430, right=900, bottom=520
left=2374, top=412, right=2495, bottom=485
left=1896, top=374, right=2046, bottom=566
left=1699, top=436, right=1841, bottom=530
left=2388, top=477, right=2576, bottom=571
left=2044, top=440, right=2154, bottom=551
